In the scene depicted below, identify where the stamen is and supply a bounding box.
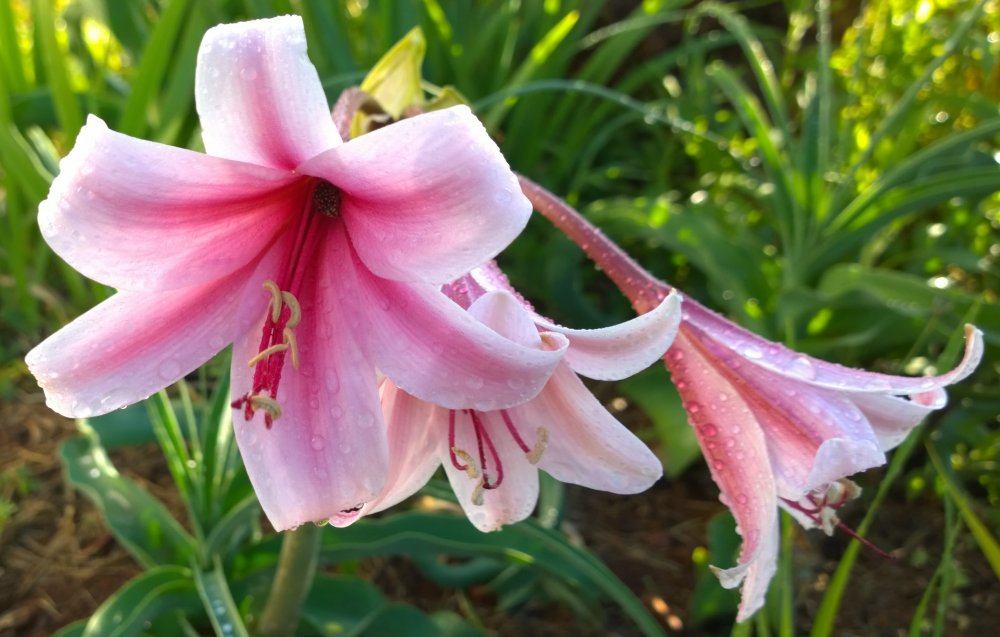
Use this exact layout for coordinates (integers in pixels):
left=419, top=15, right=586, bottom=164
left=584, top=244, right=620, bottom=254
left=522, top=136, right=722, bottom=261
left=470, top=411, right=503, bottom=489
left=526, top=427, right=549, bottom=465
left=499, top=410, right=548, bottom=464
left=451, top=448, right=479, bottom=479
left=283, top=327, right=300, bottom=369
left=281, top=291, right=302, bottom=328
left=471, top=479, right=485, bottom=506
left=247, top=342, right=289, bottom=367
left=249, top=394, right=283, bottom=423
left=262, top=280, right=283, bottom=322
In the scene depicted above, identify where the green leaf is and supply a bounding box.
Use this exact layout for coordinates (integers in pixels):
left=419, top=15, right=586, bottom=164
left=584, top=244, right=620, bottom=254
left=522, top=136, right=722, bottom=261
left=193, top=558, right=251, bottom=637
left=203, top=494, right=261, bottom=561
left=32, top=0, right=83, bottom=144
left=81, top=566, right=201, bottom=637
left=618, top=366, right=701, bottom=478
left=300, top=574, right=390, bottom=637
left=308, top=512, right=667, bottom=637
left=60, top=428, right=197, bottom=568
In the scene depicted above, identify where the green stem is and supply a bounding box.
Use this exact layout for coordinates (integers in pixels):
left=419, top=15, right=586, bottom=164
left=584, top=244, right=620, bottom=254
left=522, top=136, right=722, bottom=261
left=257, top=524, right=322, bottom=637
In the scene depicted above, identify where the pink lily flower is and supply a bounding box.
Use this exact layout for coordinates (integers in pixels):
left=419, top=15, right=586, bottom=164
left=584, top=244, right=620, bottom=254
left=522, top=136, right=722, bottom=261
left=517, top=175, right=985, bottom=620
left=666, top=305, right=982, bottom=620
left=26, top=16, right=569, bottom=531
left=329, top=264, right=683, bottom=531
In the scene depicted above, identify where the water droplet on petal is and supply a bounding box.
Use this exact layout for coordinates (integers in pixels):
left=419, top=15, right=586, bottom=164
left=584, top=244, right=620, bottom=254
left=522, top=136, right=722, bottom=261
left=158, top=359, right=182, bottom=381
left=740, top=343, right=764, bottom=359
left=310, top=435, right=325, bottom=450
left=788, top=355, right=816, bottom=380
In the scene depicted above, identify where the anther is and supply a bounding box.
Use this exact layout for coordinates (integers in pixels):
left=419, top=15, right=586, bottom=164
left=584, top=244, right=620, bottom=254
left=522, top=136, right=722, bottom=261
left=283, top=327, right=300, bottom=369
left=249, top=395, right=283, bottom=421
left=526, top=427, right=549, bottom=464
left=281, top=291, right=302, bottom=328
left=263, top=280, right=283, bottom=322
left=471, top=479, right=485, bottom=506
left=248, top=343, right=289, bottom=367
left=451, top=448, right=479, bottom=479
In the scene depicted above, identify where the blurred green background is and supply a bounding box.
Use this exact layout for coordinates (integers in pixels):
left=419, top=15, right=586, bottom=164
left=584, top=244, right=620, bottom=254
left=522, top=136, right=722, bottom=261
left=0, top=1, right=998, bottom=636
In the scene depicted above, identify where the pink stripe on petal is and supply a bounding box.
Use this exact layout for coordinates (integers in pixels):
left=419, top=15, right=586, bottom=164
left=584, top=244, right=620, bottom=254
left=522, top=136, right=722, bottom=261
left=667, top=328, right=779, bottom=621
left=196, top=16, right=341, bottom=169
left=26, top=255, right=271, bottom=418
left=299, top=106, right=530, bottom=285
left=686, top=301, right=983, bottom=397
left=230, top=229, right=387, bottom=531
left=40, top=116, right=302, bottom=291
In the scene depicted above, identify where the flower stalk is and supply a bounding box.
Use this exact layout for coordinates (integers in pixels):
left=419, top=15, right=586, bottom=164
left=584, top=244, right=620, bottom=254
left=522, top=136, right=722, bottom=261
left=256, top=523, right=322, bottom=637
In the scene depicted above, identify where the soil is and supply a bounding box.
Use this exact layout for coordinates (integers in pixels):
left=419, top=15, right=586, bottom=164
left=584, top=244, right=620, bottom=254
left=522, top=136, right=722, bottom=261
left=2, top=384, right=998, bottom=637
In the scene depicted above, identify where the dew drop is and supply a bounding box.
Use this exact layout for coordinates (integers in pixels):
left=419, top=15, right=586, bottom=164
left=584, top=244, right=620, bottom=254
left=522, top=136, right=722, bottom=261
left=788, top=355, right=816, bottom=380
left=702, top=423, right=718, bottom=437
left=466, top=377, right=484, bottom=390
left=739, top=343, right=764, bottom=359
left=687, top=401, right=702, bottom=414
left=310, top=435, right=325, bottom=451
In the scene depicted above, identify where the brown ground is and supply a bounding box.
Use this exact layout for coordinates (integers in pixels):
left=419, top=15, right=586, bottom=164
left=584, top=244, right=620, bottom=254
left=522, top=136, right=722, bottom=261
left=1, top=385, right=997, bottom=637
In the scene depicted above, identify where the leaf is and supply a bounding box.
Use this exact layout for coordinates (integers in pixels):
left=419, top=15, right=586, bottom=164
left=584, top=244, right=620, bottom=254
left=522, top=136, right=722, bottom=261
left=618, top=366, right=702, bottom=479
left=193, top=558, right=251, bottom=637
left=81, top=566, right=201, bottom=637
left=32, top=0, right=83, bottom=144
left=60, top=428, right=197, bottom=568
left=306, top=512, right=667, bottom=637
left=203, top=494, right=261, bottom=561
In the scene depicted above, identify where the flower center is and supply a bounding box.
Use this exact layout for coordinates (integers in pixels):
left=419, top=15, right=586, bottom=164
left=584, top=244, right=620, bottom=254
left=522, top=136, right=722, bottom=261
left=448, top=408, right=548, bottom=505
left=231, top=179, right=341, bottom=427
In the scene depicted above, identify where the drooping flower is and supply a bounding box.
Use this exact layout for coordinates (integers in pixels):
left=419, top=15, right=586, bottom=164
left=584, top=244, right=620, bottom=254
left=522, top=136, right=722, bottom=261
left=517, top=175, right=985, bottom=620
left=26, top=16, right=569, bottom=531
left=665, top=303, right=982, bottom=620
left=330, top=263, right=683, bottom=531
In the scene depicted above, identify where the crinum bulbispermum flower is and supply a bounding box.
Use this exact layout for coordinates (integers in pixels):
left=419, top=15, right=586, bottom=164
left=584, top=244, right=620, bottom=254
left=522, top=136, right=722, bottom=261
left=26, top=16, right=570, bottom=531
left=329, top=263, right=682, bottom=531
left=516, top=174, right=985, bottom=621
left=665, top=304, right=982, bottom=620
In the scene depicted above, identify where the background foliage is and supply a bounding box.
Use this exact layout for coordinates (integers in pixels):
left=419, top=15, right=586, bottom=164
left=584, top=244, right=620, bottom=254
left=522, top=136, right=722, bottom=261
left=0, top=1, right=997, bottom=636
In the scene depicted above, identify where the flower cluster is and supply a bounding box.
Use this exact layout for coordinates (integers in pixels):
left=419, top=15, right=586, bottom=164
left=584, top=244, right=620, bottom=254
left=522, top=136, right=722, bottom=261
left=28, top=16, right=984, bottom=623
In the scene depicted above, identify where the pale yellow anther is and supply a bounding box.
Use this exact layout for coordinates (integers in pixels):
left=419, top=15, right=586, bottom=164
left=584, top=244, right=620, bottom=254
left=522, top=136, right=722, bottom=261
left=263, top=280, right=283, bottom=323
left=451, top=448, right=479, bottom=479
left=526, top=427, right=549, bottom=465
left=247, top=343, right=289, bottom=367
left=281, top=291, right=302, bottom=329
left=471, top=479, right=485, bottom=506
left=283, top=327, right=300, bottom=369
left=250, top=394, right=283, bottom=420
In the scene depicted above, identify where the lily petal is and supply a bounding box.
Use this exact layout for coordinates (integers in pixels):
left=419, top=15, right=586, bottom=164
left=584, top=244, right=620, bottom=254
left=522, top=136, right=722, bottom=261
left=38, top=116, right=302, bottom=291
left=667, top=327, right=780, bottom=621
left=230, top=229, right=387, bottom=531
left=686, top=303, right=984, bottom=397
left=298, top=106, right=530, bottom=285
left=196, top=15, right=341, bottom=169
left=329, top=381, right=441, bottom=527
left=850, top=392, right=938, bottom=451
left=25, top=254, right=273, bottom=418
left=352, top=264, right=569, bottom=411
left=534, top=290, right=682, bottom=380
left=511, top=364, right=662, bottom=492
left=442, top=409, right=540, bottom=532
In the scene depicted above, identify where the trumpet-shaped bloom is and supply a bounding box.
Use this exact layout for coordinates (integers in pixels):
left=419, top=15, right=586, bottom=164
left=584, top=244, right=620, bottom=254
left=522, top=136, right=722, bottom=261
left=666, top=300, right=983, bottom=620
left=26, top=16, right=569, bottom=531
left=330, top=264, right=683, bottom=531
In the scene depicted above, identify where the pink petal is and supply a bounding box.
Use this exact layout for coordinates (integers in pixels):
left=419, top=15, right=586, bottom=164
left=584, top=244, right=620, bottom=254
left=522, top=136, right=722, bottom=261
left=534, top=290, right=682, bottom=381
left=686, top=302, right=983, bottom=397
left=230, top=228, right=387, bottom=531
left=39, top=115, right=302, bottom=291
left=297, top=106, right=530, bottom=285
left=511, top=364, right=662, bottom=492
left=329, top=381, right=442, bottom=527
left=850, top=392, right=936, bottom=451
left=196, top=16, right=341, bottom=170
left=351, top=265, right=569, bottom=411
left=25, top=253, right=275, bottom=418
left=667, top=327, right=780, bottom=621
left=441, top=409, right=540, bottom=532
